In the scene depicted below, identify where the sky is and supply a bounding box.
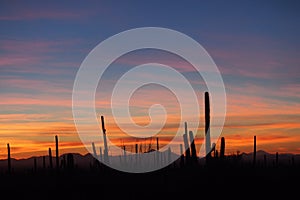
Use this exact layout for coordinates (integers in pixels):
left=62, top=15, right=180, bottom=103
left=0, top=0, right=300, bottom=159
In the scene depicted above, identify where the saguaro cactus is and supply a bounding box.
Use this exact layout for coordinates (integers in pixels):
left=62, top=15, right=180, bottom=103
left=91, top=142, right=99, bottom=168
left=99, top=147, right=103, bottom=162
left=156, top=138, right=159, bottom=166
left=183, top=122, right=191, bottom=163
left=220, top=137, right=225, bottom=159
left=189, top=130, right=197, bottom=162
left=135, top=144, right=139, bottom=166
left=49, top=147, right=53, bottom=169
left=212, top=143, right=216, bottom=157
left=253, top=135, right=256, bottom=166
left=101, top=115, right=109, bottom=164
left=7, top=143, right=11, bottom=174
left=55, top=135, right=59, bottom=170
left=123, top=145, right=127, bottom=164
left=205, top=92, right=211, bottom=158
left=276, top=152, right=279, bottom=167
left=92, top=142, right=97, bottom=158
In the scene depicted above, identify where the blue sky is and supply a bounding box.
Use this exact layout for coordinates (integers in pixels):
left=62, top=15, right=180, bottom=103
left=0, top=0, right=300, bottom=158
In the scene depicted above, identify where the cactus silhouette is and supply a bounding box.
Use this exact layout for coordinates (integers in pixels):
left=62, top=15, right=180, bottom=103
left=220, top=137, right=225, bottom=159
left=156, top=138, right=159, bottom=166
left=7, top=143, right=11, bottom=175
left=183, top=122, right=191, bottom=164
left=48, top=147, right=53, bottom=169
left=92, top=142, right=97, bottom=158
left=99, top=147, right=103, bottom=162
left=189, top=130, right=197, bottom=163
left=91, top=142, right=100, bottom=168
left=123, top=145, right=127, bottom=165
left=212, top=143, right=216, bottom=157
left=205, top=92, right=212, bottom=159
left=55, top=135, right=59, bottom=170
left=183, top=133, right=190, bottom=164
left=253, top=135, right=256, bottom=166
left=276, top=152, right=279, bottom=167
left=101, top=115, right=109, bottom=164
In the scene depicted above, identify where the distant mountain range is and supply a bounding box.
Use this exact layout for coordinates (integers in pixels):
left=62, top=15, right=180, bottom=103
left=0, top=150, right=298, bottom=173
left=240, top=150, right=299, bottom=164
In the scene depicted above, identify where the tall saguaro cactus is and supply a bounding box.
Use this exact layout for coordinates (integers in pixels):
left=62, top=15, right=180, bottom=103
left=7, top=143, right=11, bottom=174
left=189, top=130, right=197, bottom=162
left=99, top=147, right=103, bottom=162
left=205, top=92, right=212, bottom=158
left=101, top=115, right=109, bottom=164
left=49, top=147, right=53, bottom=169
left=91, top=142, right=99, bottom=168
left=183, top=122, right=191, bottom=163
left=253, top=135, right=256, bottom=166
left=92, top=142, right=97, bottom=158
left=212, top=143, right=216, bottom=157
left=220, top=137, right=225, bottom=159
left=55, top=135, right=59, bottom=170
left=123, top=145, right=127, bottom=165
left=156, top=138, right=159, bottom=166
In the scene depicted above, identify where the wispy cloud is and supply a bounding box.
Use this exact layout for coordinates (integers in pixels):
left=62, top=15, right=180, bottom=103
left=0, top=38, right=83, bottom=75
left=0, top=77, right=72, bottom=93
left=0, top=5, right=93, bottom=21
left=0, top=95, right=71, bottom=107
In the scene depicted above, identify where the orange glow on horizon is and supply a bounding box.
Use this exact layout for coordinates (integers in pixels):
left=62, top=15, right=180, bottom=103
left=1, top=82, right=299, bottom=160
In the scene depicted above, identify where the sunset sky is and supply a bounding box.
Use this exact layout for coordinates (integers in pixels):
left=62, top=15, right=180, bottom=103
left=0, top=0, right=300, bottom=159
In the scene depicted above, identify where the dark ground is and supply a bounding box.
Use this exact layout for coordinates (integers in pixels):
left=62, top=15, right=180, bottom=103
left=1, top=162, right=299, bottom=199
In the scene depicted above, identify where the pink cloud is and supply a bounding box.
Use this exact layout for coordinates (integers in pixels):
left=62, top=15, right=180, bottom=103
left=0, top=55, right=44, bottom=67
left=0, top=39, right=83, bottom=54
left=0, top=38, right=84, bottom=76
left=0, top=77, right=72, bottom=93
left=0, top=95, right=71, bottom=107
left=0, top=113, right=52, bottom=122
left=0, top=8, right=93, bottom=21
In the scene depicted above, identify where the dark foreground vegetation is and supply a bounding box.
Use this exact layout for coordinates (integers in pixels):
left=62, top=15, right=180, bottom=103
left=0, top=155, right=299, bottom=199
